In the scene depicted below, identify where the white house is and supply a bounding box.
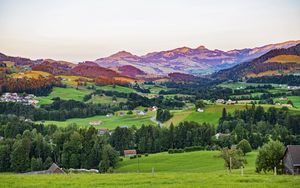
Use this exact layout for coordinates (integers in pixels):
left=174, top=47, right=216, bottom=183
left=197, top=108, right=204, bottom=112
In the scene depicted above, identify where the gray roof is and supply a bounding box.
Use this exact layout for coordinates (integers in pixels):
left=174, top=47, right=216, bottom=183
left=285, top=145, right=300, bottom=166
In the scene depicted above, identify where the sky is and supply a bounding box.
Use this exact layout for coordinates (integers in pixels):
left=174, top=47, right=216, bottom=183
left=0, top=0, right=300, bottom=62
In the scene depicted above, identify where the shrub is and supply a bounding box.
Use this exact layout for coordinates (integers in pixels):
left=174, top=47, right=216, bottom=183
left=137, top=154, right=142, bottom=158
left=184, top=146, right=204, bottom=152
left=237, top=139, right=252, bottom=155
left=145, top=153, right=149, bottom=157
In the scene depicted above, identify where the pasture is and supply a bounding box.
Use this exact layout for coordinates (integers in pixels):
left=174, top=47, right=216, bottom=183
left=37, top=111, right=156, bottom=129
left=36, top=87, right=92, bottom=105
left=1, top=151, right=299, bottom=187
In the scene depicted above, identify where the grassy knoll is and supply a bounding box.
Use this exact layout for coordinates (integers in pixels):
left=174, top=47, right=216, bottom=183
left=37, top=111, right=156, bottom=129
left=116, top=151, right=256, bottom=173
left=36, top=87, right=92, bottom=105
left=57, top=75, right=93, bottom=87
left=165, top=104, right=290, bottom=127
left=1, top=151, right=299, bottom=187
left=95, top=85, right=136, bottom=93
left=11, top=70, right=51, bottom=79
left=165, top=104, right=248, bottom=126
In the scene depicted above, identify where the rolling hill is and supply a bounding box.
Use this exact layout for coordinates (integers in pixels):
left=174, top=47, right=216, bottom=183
left=213, top=44, right=300, bottom=80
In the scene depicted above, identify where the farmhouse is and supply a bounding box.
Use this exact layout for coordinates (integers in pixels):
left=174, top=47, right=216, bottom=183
left=215, top=133, right=230, bottom=140
left=216, top=99, right=225, bottom=104
left=226, top=99, right=236, bottom=105
left=197, top=108, right=204, bottom=112
left=89, top=120, right=102, bottom=126
left=282, top=145, right=300, bottom=175
left=24, top=163, right=64, bottom=174
left=124, top=149, right=137, bottom=157
left=98, top=128, right=109, bottom=135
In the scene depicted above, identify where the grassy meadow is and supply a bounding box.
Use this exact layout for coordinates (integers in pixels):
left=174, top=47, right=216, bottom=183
left=36, top=87, right=92, bottom=105
left=1, top=151, right=299, bottom=187
left=36, top=111, right=156, bottom=129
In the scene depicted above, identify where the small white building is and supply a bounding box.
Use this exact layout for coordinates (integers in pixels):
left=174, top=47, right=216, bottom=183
left=197, top=108, right=204, bottom=112
left=216, top=99, right=225, bottom=104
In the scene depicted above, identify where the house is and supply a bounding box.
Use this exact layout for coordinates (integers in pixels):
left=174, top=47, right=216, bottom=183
left=98, top=128, right=109, bottom=135
left=215, top=133, right=230, bottom=140
left=106, top=113, right=113, bottom=117
left=226, top=99, right=236, bottom=105
left=137, top=111, right=146, bottom=116
left=149, top=106, right=158, bottom=111
left=118, top=112, right=125, bottom=117
left=89, top=120, right=102, bottom=126
left=216, top=99, right=225, bottom=104
left=197, top=108, right=204, bottom=112
left=124, top=149, right=137, bottom=157
left=283, top=145, right=300, bottom=175
left=24, top=163, right=64, bottom=174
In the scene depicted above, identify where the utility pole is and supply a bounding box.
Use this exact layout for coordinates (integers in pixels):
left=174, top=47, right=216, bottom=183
left=229, top=157, right=232, bottom=173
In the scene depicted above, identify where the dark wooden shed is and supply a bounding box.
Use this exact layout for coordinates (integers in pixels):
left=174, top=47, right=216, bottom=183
left=283, top=145, right=300, bottom=175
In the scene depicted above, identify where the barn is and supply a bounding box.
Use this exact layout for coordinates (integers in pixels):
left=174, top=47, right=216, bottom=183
left=24, top=163, right=64, bottom=174
left=282, top=145, right=300, bottom=175
left=124, top=149, right=137, bottom=157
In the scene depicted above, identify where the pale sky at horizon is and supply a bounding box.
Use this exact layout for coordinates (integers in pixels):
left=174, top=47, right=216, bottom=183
left=0, top=0, right=300, bottom=62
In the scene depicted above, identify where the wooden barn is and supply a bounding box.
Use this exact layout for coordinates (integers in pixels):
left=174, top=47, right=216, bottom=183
left=282, top=145, right=300, bottom=175
left=24, top=163, right=64, bottom=174
left=124, top=149, right=137, bottom=157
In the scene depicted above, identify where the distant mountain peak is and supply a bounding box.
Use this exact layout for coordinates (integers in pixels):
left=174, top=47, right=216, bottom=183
left=108, top=51, right=135, bottom=59
left=196, top=45, right=208, bottom=50
left=173, top=47, right=192, bottom=53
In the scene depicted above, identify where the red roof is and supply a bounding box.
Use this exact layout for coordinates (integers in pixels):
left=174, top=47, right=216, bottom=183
left=124, top=149, right=137, bottom=155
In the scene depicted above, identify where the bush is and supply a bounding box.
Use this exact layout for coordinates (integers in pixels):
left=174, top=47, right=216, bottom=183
left=255, top=140, right=285, bottom=173
left=119, top=158, right=123, bottom=162
left=129, top=155, right=137, bottom=159
left=137, top=154, right=142, bottom=158
left=145, top=153, right=149, bottom=157
left=184, top=146, right=204, bottom=152
left=237, top=139, right=252, bottom=155
left=168, top=148, right=184, bottom=154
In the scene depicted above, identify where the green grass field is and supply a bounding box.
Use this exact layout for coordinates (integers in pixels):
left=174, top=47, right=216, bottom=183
left=274, top=96, right=300, bottom=108
left=95, top=85, right=136, bottom=93
left=117, top=151, right=256, bottom=173
left=1, top=151, right=299, bottom=187
left=87, top=95, right=127, bottom=104
left=37, top=111, right=156, bottom=129
left=36, top=87, right=92, bottom=105
left=165, top=104, right=248, bottom=126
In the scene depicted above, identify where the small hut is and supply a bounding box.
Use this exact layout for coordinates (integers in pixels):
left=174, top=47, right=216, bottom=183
left=283, top=145, right=300, bottom=175
left=24, top=163, right=64, bottom=174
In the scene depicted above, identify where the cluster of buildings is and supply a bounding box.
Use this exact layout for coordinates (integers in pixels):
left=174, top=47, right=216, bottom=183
left=215, top=99, right=237, bottom=105
left=0, top=92, right=39, bottom=106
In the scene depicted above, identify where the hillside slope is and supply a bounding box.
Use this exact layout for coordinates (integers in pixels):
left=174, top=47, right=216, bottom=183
left=213, top=44, right=300, bottom=80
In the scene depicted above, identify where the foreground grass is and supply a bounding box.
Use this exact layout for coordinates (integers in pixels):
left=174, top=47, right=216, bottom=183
left=1, top=151, right=299, bottom=187
left=0, top=172, right=299, bottom=188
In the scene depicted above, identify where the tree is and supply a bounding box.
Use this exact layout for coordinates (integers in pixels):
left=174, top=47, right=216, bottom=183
left=195, top=100, right=205, bottom=110
left=10, top=137, right=31, bottom=172
left=31, top=157, right=43, bottom=171
left=237, top=139, right=252, bottom=155
left=220, top=148, right=246, bottom=171
left=255, top=140, right=285, bottom=173
left=99, top=145, right=119, bottom=173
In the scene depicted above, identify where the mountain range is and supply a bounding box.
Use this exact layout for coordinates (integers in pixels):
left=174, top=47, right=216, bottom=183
left=0, top=40, right=300, bottom=82
left=95, top=40, right=300, bottom=75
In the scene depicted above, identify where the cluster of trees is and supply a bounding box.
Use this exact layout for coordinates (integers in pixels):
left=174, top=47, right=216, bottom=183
left=247, top=75, right=300, bottom=86
left=84, top=89, right=185, bottom=109
left=0, top=115, right=119, bottom=173
left=217, top=105, right=300, bottom=149
left=158, top=82, right=232, bottom=101
left=156, top=109, right=172, bottom=122
left=0, top=99, right=117, bottom=121
left=0, top=76, right=62, bottom=96
left=109, top=122, right=216, bottom=154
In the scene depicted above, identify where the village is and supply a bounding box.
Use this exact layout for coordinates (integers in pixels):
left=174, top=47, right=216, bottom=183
left=0, top=92, right=39, bottom=106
